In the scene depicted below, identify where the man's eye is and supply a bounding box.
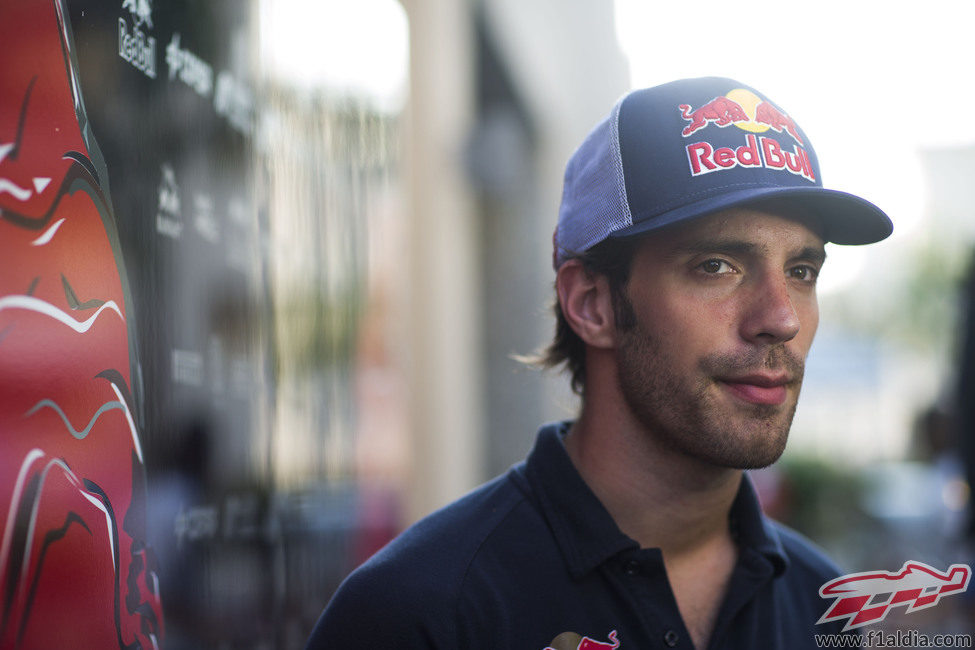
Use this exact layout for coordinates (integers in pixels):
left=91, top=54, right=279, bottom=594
left=699, top=259, right=733, bottom=274
left=790, top=265, right=819, bottom=282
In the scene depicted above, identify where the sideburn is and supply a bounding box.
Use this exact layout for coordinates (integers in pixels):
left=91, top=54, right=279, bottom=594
left=612, top=282, right=638, bottom=333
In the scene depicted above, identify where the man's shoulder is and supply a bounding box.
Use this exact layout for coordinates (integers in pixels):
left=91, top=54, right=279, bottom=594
left=307, top=468, right=535, bottom=647
left=371, top=468, right=531, bottom=581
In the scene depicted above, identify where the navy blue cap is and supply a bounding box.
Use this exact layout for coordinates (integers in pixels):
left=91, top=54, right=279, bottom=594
left=554, top=77, right=893, bottom=267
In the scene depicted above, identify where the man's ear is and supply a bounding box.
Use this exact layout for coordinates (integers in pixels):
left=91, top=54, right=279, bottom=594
left=556, top=259, right=617, bottom=349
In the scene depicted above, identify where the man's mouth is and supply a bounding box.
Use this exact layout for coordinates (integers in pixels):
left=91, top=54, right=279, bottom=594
left=717, top=373, right=793, bottom=406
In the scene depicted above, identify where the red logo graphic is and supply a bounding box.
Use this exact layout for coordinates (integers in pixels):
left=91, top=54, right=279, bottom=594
left=678, top=89, right=812, bottom=182
left=679, top=96, right=748, bottom=136
left=545, top=629, right=620, bottom=650
left=678, top=89, right=804, bottom=145
left=818, top=561, right=971, bottom=631
left=754, top=101, right=803, bottom=145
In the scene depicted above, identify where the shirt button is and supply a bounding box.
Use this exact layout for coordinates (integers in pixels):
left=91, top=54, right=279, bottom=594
left=623, top=560, right=641, bottom=576
left=663, top=630, right=679, bottom=647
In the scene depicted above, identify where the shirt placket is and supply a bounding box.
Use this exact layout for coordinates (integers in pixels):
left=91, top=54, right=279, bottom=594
left=604, top=547, right=695, bottom=649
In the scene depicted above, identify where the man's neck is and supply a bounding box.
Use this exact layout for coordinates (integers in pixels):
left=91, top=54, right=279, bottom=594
left=564, top=403, right=743, bottom=650
left=563, top=402, right=741, bottom=558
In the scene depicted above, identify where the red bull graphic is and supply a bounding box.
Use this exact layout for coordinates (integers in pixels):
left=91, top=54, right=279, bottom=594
left=679, top=89, right=814, bottom=182
left=1, top=0, right=163, bottom=648
left=119, top=0, right=157, bottom=78
left=545, top=629, right=620, bottom=650
left=817, top=561, right=971, bottom=631
left=679, top=89, right=804, bottom=145
left=679, top=96, right=749, bottom=137
left=754, top=101, right=803, bottom=145
left=122, top=0, right=153, bottom=28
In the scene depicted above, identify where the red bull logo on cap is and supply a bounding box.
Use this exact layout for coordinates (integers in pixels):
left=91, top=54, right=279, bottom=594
left=679, top=89, right=814, bottom=182
left=679, top=89, right=803, bottom=144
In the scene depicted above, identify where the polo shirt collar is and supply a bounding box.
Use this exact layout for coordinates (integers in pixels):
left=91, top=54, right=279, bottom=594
left=521, top=421, right=789, bottom=579
left=523, top=422, right=637, bottom=579
left=733, top=469, right=790, bottom=577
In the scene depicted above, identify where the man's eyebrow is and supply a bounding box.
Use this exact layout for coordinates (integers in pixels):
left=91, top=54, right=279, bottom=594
left=676, top=239, right=757, bottom=256
left=795, top=245, right=828, bottom=265
left=672, top=239, right=827, bottom=264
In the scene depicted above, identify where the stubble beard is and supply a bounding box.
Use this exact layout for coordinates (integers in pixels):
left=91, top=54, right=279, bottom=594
left=615, top=317, right=804, bottom=470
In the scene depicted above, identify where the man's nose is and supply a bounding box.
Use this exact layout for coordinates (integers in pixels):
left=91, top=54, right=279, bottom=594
left=739, top=273, right=801, bottom=344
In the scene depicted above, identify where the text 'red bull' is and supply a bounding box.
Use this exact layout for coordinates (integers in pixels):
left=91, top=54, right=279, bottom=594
left=685, top=134, right=815, bottom=182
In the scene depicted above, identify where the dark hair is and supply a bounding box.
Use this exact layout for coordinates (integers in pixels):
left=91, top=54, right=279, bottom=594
left=529, top=237, right=640, bottom=395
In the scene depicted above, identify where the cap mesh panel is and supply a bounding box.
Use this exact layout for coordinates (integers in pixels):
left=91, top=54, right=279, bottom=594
left=555, top=101, right=633, bottom=266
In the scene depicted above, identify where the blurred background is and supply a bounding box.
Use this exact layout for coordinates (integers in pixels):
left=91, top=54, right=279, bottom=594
left=3, top=0, right=975, bottom=646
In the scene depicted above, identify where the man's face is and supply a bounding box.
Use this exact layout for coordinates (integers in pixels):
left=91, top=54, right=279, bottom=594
left=614, top=207, right=825, bottom=469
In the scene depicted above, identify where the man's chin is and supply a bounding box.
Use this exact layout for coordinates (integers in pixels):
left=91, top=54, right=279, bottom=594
left=686, top=411, right=793, bottom=470
left=726, top=444, right=788, bottom=470
left=692, top=439, right=788, bottom=471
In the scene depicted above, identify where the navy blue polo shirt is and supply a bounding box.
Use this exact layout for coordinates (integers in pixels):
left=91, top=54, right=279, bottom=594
left=307, top=422, right=850, bottom=649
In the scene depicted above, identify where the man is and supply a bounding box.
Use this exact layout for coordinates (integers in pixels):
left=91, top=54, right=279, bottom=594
left=307, top=77, right=892, bottom=649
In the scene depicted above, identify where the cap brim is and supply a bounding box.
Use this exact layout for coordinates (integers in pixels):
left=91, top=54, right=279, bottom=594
left=609, top=186, right=893, bottom=246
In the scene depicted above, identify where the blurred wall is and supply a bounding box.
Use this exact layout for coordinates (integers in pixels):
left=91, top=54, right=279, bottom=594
left=1, top=0, right=402, bottom=647
left=0, top=0, right=630, bottom=647
left=400, top=0, right=629, bottom=518
left=475, top=0, right=629, bottom=478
